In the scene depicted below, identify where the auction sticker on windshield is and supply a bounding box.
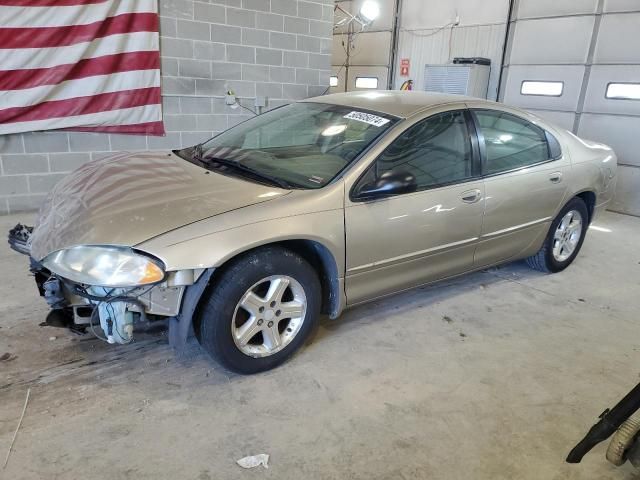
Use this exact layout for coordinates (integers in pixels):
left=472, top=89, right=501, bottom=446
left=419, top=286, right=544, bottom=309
left=343, top=111, right=391, bottom=127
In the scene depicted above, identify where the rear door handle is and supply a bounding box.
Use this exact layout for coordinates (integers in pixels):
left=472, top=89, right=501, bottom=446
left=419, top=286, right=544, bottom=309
left=549, top=172, right=563, bottom=183
left=460, top=189, right=482, bottom=203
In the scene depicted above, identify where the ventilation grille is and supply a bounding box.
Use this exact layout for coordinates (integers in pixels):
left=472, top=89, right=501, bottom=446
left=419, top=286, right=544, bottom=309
left=424, top=65, right=470, bottom=95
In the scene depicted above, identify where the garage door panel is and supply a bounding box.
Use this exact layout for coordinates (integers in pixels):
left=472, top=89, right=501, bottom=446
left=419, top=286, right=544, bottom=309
left=583, top=65, right=640, bottom=115
left=332, top=35, right=347, bottom=65
left=610, top=165, right=640, bottom=216
left=526, top=109, right=576, bottom=131
left=594, top=14, right=640, bottom=64
left=509, top=17, right=594, bottom=65
left=578, top=114, right=640, bottom=167
left=502, top=65, right=585, bottom=111
left=516, top=0, right=598, bottom=19
left=604, top=0, right=640, bottom=13
left=329, top=66, right=346, bottom=93
left=402, top=0, right=508, bottom=31
left=348, top=31, right=392, bottom=66
left=346, top=66, right=388, bottom=91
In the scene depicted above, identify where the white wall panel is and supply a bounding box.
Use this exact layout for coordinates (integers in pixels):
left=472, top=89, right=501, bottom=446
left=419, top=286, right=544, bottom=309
left=502, top=65, right=585, bottom=111
left=515, top=0, right=598, bottom=19
left=396, top=23, right=507, bottom=99
left=509, top=16, right=594, bottom=65
left=593, top=13, right=640, bottom=64
left=583, top=65, right=640, bottom=115
left=526, top=109, right=576, bottom=131
left=610, top=165, right=640, bottom=215
left=603, top=0, right=640, bottom=13
left=578, top=114, right=640, bottom=167
left=401, top=0, right=508, bottom=30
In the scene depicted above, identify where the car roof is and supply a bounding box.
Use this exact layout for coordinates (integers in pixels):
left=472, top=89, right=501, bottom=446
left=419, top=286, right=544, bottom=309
left=303, top=90, right=485, bottom=119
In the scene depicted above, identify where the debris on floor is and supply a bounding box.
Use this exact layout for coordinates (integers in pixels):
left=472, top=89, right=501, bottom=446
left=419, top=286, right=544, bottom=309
left=3, top=388, right=31, bottom=469
left=442, top=315, right=453, bottom=323
left=237, top=454, right=269, bottom=469
left=0, top=353, right=14, bottom=362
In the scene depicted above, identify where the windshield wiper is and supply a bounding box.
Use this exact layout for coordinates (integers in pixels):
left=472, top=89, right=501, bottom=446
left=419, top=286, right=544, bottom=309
left=206, top=156, right=294, bottom=189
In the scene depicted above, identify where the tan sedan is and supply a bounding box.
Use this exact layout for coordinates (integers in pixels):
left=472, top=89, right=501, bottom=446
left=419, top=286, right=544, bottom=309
left=18, top=91, right=617, bottom=373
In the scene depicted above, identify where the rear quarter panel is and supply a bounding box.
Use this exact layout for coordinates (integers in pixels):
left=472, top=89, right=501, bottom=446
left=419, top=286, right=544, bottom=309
left=555, top=129, right=618, bottom=219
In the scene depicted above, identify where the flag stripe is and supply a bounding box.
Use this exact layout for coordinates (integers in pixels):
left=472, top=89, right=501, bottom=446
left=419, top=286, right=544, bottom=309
left=1, top=69, right=160, bottom=109
left=70, top=121, right=164, bottom=135
left=0, top=1, right=108, bottom=6
left=0, top=104, right=162, bottom=135
left=0, top=12, right=158, bottom=49
left=0, top=32, right=158, bottom=71
left=0, top=87, right=160, bottom=124
left=0, top=0, right=157, bottom=28
left=0, top=51, right=159, bottom=91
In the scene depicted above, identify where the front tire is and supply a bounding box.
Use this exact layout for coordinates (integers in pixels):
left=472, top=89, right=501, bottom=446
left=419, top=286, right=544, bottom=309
left=526, top=197, right=589, bottom=273
left=195, top=246, right=321, bottom=374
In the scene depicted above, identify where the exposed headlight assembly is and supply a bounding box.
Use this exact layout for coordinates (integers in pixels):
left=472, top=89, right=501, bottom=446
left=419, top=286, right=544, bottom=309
left=41, top=245, right=165, bottom=288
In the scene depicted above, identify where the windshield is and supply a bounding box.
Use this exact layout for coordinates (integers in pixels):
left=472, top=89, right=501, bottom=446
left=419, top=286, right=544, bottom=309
left=184, top=102, right=397, bottom=189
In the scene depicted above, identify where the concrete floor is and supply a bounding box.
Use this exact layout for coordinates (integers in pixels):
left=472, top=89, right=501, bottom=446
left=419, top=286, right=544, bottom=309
left=1, top=211, right=639, bottom=480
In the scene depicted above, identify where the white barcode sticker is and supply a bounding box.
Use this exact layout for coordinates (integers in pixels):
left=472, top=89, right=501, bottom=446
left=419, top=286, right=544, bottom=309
left=343, top=111, right=390, bottom=127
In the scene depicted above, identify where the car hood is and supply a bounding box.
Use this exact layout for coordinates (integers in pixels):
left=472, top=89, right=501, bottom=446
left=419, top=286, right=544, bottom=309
left=29, top=151, right=289, bottom=261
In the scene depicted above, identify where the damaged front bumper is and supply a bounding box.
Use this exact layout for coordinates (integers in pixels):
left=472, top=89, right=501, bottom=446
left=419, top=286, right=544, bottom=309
left=9, top=223, right=210, bottom=348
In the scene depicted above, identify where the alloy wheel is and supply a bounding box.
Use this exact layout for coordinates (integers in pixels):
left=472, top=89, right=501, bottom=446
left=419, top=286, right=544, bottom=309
left=231, top=275, right=307, bottom=357
left=552, top=209, right=583, bottom=262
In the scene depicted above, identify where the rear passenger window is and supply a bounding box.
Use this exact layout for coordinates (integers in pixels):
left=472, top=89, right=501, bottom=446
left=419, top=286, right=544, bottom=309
left=474, top=110, right=551, bottom=175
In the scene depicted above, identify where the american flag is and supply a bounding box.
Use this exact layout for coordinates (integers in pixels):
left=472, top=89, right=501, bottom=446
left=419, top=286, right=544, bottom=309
left=0, top=0, right=164, bottom=136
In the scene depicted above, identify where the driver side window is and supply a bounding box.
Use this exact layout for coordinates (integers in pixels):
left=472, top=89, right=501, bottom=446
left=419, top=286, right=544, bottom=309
left=374, top=110, right=473, bottom=190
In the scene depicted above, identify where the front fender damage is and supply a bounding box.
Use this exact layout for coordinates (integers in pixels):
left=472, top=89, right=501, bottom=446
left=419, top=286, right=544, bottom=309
left=167, top=268, right=214, bottom=350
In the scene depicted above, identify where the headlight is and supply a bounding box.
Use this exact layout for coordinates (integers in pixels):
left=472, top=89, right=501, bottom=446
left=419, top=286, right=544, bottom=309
left=41, top=245, right=165, bottom=288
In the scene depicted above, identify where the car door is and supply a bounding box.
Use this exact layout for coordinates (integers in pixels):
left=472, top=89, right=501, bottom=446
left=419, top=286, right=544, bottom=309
left=344, top=109, right=485, bottom=305
left=470, top=108, right=570, bottom=267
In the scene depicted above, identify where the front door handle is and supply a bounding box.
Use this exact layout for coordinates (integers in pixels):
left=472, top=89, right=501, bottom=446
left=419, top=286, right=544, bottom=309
left=549, top=172, right=563, bottom=183
left=460, top=189, right=482, bottom=203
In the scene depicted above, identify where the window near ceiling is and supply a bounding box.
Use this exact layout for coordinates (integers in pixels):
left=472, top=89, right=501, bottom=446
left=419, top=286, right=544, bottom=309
left=329, top=75, right=338, bottom=87
left=473, top=110, right=552, bottom=175
left=606, top=82, right=640, bottom=100
left=520, top=81, right=564, bottom=96
left=355, top=77, right=378, bottom=89
left=369, top=110, right=473, bottom=191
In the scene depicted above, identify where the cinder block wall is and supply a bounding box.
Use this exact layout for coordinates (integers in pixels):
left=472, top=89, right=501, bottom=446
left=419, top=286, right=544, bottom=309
left=0, top=0, right=333, bottom=214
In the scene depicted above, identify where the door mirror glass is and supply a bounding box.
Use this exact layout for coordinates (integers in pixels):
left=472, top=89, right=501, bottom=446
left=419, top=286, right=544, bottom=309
left=357, top=170, right=417, bottom=198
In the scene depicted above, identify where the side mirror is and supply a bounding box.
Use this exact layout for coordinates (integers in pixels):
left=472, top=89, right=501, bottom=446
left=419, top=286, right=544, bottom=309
left=356, top=170, right=418, bottom=199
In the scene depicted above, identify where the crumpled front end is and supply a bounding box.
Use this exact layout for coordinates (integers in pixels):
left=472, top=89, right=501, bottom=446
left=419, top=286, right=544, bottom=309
left=9, top=224, right=205, bottom=345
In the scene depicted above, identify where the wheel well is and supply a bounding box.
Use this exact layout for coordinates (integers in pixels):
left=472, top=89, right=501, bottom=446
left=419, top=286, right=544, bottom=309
left=275, top=240, right=341, bottom=318
left=208, top=240, right=342, bottom=319
left=576, top=191, right=596, bottom=223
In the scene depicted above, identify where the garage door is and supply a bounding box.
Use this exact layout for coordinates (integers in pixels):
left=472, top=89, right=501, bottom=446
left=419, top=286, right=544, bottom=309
left=500, top=0, right=640, bottom=216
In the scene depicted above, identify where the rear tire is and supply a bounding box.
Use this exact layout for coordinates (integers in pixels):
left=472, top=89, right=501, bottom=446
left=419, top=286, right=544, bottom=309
left=526, top=197, right=589, bottom=273
left=195, top=246, right=321, bottom=374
